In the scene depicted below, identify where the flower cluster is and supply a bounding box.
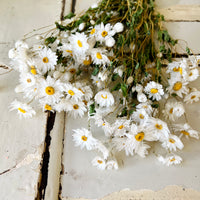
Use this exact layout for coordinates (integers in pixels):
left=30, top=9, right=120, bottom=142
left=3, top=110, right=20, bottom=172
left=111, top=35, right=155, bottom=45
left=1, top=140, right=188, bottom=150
left=8, top=0, right=200, bottom=170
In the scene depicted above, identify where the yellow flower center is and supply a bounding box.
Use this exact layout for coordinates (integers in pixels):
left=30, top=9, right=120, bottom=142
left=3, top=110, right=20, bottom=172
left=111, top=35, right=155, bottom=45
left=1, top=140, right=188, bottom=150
left=143, top=105, right=148, bottom=109
left=173, top=67, right=182, bottom=75
left=155, top=124, right=163, bottom=130
left=189, top=72, right=193, bottom=77
left=170, top=158, right=176, bottom=162
left=101, top=31, right=108, bottom=37
left=135, top=132, right=145, bottom=141
left=45, top=104, right=52, bottom=111
left=83, top=57, right=92, bottom=65
left=97, top=160, right=103, bottom=164
left=81, top=135, right=87, bottom=141
left=169, top=108, right=173, bottom=114
left=139, top=114, right=144, bottom=119
left=66, top=50, right=72, bottom=53
left=68, top=90, right=75, bottom=96
left=118, top=125, right=124, bottom=129
left=96, top=52, right=102, bottom=59
left=150, top=88, right=158, bottom=94
left=173, top=82, right=182, bottom=91
left=43, top=57, right=49, bottom=63
left=77, top=40, right=83, bottom=47
left=191, top=95, right=196, bottom=99
left=96, top=80, right=99, bottom=83
left=18, top=107, right=26, bottom=113
left=45, top=86, right=55, bottom=95
left=27, top=78, right=32, bottom=83
left=181, top=130, right=190, bottom=136
left=101, top=94, right=107, bottom=99
left=73, top=104, right=79, bottom=110
left=31, top=68, right=37, bottom=75
left=90, top=28, right=96, bottom=35
left=69, top=68, right=76, bottom=74
left=102, top=123, right=105, bottom=126
left=169, top=138, right=175, bottom=143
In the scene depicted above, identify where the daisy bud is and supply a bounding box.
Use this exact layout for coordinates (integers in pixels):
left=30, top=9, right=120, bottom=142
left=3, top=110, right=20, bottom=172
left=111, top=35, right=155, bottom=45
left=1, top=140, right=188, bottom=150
left=78, top=23, right=85, bottom=31
left=137, top=92, right=147, bottom=103
left=90, top=20, right=95, bottom=25
left=105, top=37, right=115, bottom=47
left=53, top=71, right=61, bottom=79
left=113, top=22, right=124, bottom=33
left=15, top=40, right=28, bottom=49
left=127, top=76, right=134, bottom=84
left=91, top=3, right=98, bottom=8
left=136, top=84, right=143, bottom=93
left=35, top=35, right=43, bottom=40
left=157, top=52, right=163, bottom=58
left=62, top=72, right=72, bottom=81
left=8, top=48, right=17, bottom=59
left=132, top=86, right=136, bottom=93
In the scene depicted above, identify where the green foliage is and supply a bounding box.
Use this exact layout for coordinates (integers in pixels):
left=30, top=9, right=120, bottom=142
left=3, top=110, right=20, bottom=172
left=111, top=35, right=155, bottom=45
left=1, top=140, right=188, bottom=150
left=45, top=37, right=57, bottom=45
left=64, top=12, right=76, bottom=20
left=92, top=66, right=99, bottom=76
left=89, top=103, right=96, bottom=116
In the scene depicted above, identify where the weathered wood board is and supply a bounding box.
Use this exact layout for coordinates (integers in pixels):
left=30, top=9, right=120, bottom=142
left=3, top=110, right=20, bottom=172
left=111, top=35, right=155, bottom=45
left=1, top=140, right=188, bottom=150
left=0, top=0, right=60, bottom=199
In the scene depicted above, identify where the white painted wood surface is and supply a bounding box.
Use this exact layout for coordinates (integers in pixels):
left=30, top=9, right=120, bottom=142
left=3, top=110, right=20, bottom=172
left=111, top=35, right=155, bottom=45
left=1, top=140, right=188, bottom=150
left=0, top=0, right=60, bottom=199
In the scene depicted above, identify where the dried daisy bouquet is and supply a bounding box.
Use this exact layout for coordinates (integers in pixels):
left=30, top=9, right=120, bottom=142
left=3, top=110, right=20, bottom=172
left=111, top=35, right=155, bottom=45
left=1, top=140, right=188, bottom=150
left=9, top=0, right=200, bottom=170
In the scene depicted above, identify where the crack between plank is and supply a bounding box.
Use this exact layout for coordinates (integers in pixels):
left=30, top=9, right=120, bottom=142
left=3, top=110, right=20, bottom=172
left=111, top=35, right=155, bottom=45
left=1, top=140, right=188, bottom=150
left=36, top=111, right=56, bottom=200
left=58, top=112, right=66, bottom=200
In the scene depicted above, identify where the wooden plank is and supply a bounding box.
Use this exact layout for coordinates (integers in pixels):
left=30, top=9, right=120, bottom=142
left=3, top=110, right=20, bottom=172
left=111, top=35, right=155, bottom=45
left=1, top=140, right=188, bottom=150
left=0, top=0, right=60, bottom=199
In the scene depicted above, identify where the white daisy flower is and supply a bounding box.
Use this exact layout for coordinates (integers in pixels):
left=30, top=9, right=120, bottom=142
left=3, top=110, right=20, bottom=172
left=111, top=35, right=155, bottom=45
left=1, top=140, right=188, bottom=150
left=144, top=81, right=164, bottom=101
left=113, top=22, right=124, bottom=33
left=38, top=76, right=63, bottom=104
left=95, top=22, right=115, bottom=43
left=106, top=160, right=119, bottom=170
left=101, top=121, right=114, bottom=137
left=173, top=123, right=199, bottom=139
left=158, top=155, right=182, bottom=166
left=136, top=84, right=143, bottom=93
left=112, top=119, right=131, bottom=137
left=91, top=75, right=105, bottom=89
left=74, top=82, right=93, bottom=102
left=91, top=48, right=110, bottom=66
left=184, top=90, right=200, bottom=104
left=162, top=134, right=184, bottom=151
left=19, top=72, right=36, bottom=88
left=67, top=100, right=87, bottom=118
left=59, top=43, right=73, bottom=57
left=69, top=32, right=89, bottom=57
left=39, top=101, right=55, bottom=113
left=136, top=101, right=153, bottom=116
left=144, top=118, right=170, bottom=141
left=112, top=136, right=135, bottom=156
left=27, top=59, right=39, bottom=75
left=95, top=89, right=114, bottom=107
left=167, top=79, right=189, bottom=98
left=98, top=70, right=110, bottom=82
left=53, top=99, right=71, bottom=112
left=131, top=108, right=149, bottom=124
left=185, top=68, right=199, bottom=82
left=63, top=83, right=83, bottom=102
left=72, top=128, right=98, bottom=150
left=37, top=47, right=57, bottom=74
left=9, top=100, right=36, bottom=119
left=92, top=156, right=106, bottom=170
left=137, top=92, right=147, bottom=103
left=162, top=100, right=185, bottom=121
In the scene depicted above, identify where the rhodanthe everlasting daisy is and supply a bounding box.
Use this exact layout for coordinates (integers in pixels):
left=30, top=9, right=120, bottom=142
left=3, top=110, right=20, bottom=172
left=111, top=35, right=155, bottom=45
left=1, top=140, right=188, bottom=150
left=91, top=48, right=110, bottom=66
left=173, top=123, right=199, bottom=139
left=184, top=90, right=200, bottom=104
left=69, top=32, right=89, bottom=58
left=72, top=128, right=98, bottom=150
left=94, top=89, right=114, bottom=107
left=131, top=108, right=149, bottom=124
left=113, top=119, right=131, bottom=137
left=38, top=76, right=63, bottom=104
left=158, top=155, right=182, bottom=166
left=162, top=100, right=185, bottom=121
left=185, top=67, right=199, bottom=82
left=10, top=100, right=36, bottom=119
left=92, top=156, right=106, bottom=170
left=144, top=81, right=164, bottom=101
left=162, top=134, right=184, bottom=151
left=37, top=47, right=57, bottom=74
